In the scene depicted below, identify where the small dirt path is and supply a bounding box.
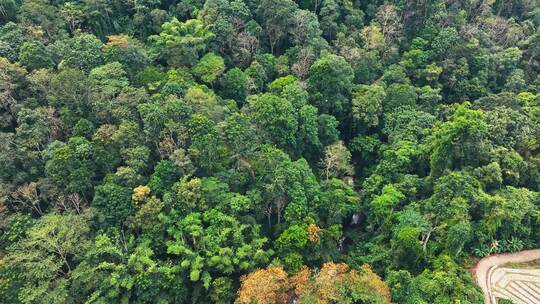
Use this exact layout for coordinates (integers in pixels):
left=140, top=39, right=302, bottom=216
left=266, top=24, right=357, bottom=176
left=471, top=248, right=540, bottom=304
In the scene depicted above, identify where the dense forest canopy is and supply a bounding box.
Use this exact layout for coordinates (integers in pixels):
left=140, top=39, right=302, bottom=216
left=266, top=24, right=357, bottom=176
left=1, top=0, right=540, bottom=303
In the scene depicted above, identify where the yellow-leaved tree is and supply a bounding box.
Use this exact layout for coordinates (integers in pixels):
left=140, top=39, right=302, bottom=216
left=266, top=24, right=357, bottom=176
left=236, top=262, right=391, bottom=304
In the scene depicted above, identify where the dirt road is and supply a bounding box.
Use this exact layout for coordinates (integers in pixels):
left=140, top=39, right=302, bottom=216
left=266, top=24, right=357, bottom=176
left=472, top=248, right=540, bottom=304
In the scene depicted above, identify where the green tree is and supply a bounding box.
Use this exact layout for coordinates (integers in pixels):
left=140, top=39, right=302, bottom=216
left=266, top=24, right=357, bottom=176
left=70, top=235, right=188, bottom=303
left=320, top=141, right=353, bottom=181
left=352, top=84, right=385, bottom=129
left=319, top=0, right=339, bottom=40
left=219, top=67, right=248, bottom=103
left=56, top=33, right=104, bottom=72
left=275, top=224, right=308, bottom=271
left=92, top=182, right=134, bottom=228
left=161, top=209, right=271, bottom=287
left=18, top=41, right=53, bottom=70
left=370, top=184, right=405, bottom=225
left=429, top=103, right=489, bottom=176
left=255, top=0, right=298, bottom=53
left=148, top=160, right=181, bottom=197
left=307, top=53, right=354, bottom=120
left=384, top=83, right=418, bottom=113
left=18, top=0, right=64, bottom=39
left=0, top=212, right=91, bottom=304
left=419, top=172, right=479, bottom=253
left=245, top=93, right=298, bottom=151
left=44, top=137, right=99, bottom=197
left=187, top=114, right=230, bottom=174
left=319, top=178, right=359, bottom=226
left=191, top=52, right=225, bottom=84
left=388, top=255, right=483, bottom=304
left=291, top=10, right=324, bottom=48
left=48, top=68, right=89, bottom=127
left=252, top=145, right=320, bottom=226
left=150, top=18, right=215, bottom=67
left=0, top=22, right=28, bottom=61
left=103, top=35, right=150, bottom=79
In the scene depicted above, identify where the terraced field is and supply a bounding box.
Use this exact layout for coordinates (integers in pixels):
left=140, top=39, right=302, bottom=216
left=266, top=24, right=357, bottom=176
left=489, top=267, right=540, bottom=303
left=473, top=249, right=540, bottom=304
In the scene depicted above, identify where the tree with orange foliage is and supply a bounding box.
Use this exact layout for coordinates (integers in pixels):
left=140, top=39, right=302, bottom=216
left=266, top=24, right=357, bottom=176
left=296, top=262, right=391, bottom=304
left=104, top=35, right=130, bottom=49
left=236, top=262, right=391, bottom=304
left=102, top=34, right=149, bottom=78
left=236, top=266, right=290, bottom=304
left=307, top=223, right=322, bottom=243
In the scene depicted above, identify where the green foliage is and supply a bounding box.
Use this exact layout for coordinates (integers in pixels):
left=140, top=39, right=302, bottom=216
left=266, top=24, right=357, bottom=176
left=18, top=41, right=53, bottom=70
left=384, top=83, right=418, bottom=112
left=103, top=35, right=150, bottom=79
left=319, top=178, right=359, bottom=225
left=92, top=182, right=134, bottom=228
left=246, top=93, right=298, bottom=151
left=148, top=160, right=181, bottom=197
left=307, top=53, right=354, bottom=119
left=0, top=212, right=91, bottom=303
left=0, top=22, right=28, bottom=61
left=44, top=137, right=98, bottom=196
left=219, top=67, right=248, bottom=103
left=150, top=18, right=214, bottom=67
left=275, top=224, right=308, bottom=271
left=429, top=103, right=489, bottom=176
left=388, top=255, right=483, bottom=304
left=352, top=84, right=385, bottom=128
left=255, top=0, right=298, bottom=54
left=161, top=208, right=271, bottom=286
left=370, top=184, right=404, bottom=223
left=56, top=33, right=104, bottom=72
left=0, top=213, right=34, bottom=250
left=192, top=52, right=225, bottom=84
left=2, top=1, right=540, bottom=303
left=70, top=235, right=188, bottom=303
